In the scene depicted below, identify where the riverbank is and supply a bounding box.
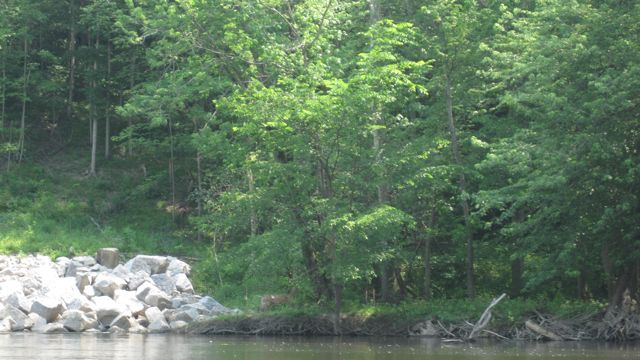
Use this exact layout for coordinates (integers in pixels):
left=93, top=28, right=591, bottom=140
left=187, top=305, right=640, bottom=341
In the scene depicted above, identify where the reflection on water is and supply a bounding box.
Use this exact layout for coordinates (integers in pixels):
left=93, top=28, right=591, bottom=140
left=0, top=333, right=637, bottom=360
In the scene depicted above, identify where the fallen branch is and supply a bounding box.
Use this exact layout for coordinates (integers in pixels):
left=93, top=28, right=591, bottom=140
left=525, top=320, right=563, bottom=341
left=468, top=293, right=506, bottom=340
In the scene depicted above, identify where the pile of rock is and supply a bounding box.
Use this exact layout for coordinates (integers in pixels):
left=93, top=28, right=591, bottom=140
left=0, top=249, right=235, bottom=333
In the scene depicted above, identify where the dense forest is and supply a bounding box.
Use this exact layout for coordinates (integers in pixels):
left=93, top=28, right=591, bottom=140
left=0, top=0, right=638, bottom=313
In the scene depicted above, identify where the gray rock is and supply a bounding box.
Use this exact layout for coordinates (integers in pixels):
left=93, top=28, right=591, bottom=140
left=76, top=272, right=91, bottom=292
left=144, top=306, right=165, bottom=323
left=107, top=325, right=127, bottom=334
left=137, top=315, right=149, bottom=328
left=135, top=282, right=156, bottom=301
left=65, top=261, right=82, bottom=277
left=114, top=290, right=145, bottom=316
left=90, top=264, right=108, bottom=272
left=145, top=292, right=172, bottom=310
left=28, top=313, right=47, bottom=332
left=83, top=285, right=96, bottom=299
left=93, top=273, right=126, bottom=298
left=22, top=277, right=41, bottom=296
left=55, top=257, right=71, bottom=277
left=62, top=310, right=97, bottom=332
left=51, top=277, right=86, bottom=309
left=124, top=255, right=169, bottom=275
left=171, top=294, right=200, bottom=309
left=0, top=280, right=24, bottom=302
left=129, top=324, right=149, bottom=334
left=173, top=273, right=194, bottom=294
left=127, top=271, right=151, bottom=291
left=66, top=296, right=96, bottom=313
left=6, top=292, right=32, bottom=314
left=72, top=256, right=96, bottom=267
left=170, top=320, right=188, bottom=331
left=167, top=257, right=191, bottom=275
left=136, top=282, right=172, bottom=309
left=145, top=307, right=170, bottom=333
left=0, top=304, right=34, bottom=331
left=110, top=313, right=133, bottom=330
left=111, top=264, right=132, bottom=283
left=180, top=303, right=210, bottom=315
left=43, top=322, right=67, bottom=333
left=172, top=307, right=199, bottom=323
left=0, top=318, right=14, bottom=332
left=93, top=296, right=129, bottom=326
left=200, top=296, right=230, bottom=315
left=151, top=273, right=176, bottom=294
left=96, top=248, right=120, bottom=269
left=31, top=296, right=65, bottom=323
left=55, top=256, right=71, bottom=264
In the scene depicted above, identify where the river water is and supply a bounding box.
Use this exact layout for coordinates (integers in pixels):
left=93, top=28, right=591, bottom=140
left=0, top=333, right=637, bottom=359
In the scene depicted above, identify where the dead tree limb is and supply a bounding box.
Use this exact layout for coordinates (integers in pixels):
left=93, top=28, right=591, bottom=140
left=525, top=320, right=563, bottom=341
left=468, top=293, right=506, bottom=340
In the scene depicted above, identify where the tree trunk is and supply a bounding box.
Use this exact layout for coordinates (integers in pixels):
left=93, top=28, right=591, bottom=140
left=423, top=211, right=437, bottom=299
left=128, top=55, right=136, bottom=158
left=301, top=238, right=331, bottom=300
left=168, top=118, right=176, bottom=221
left=18, top=35, right=28, bottom=163
left=105, top=40, right=111, bottom=160
left=445, top=72, right=475, bottom=298
left=90, top=110, right=97, bottom=176
left=510, top=257, right=524, bottom=297
left=247, top=167, right=258, bottom=237
left=602, top=242, right=615, bottom=299
left=196, top=151, right=203, bottom=241
left=373, top=120, right=393, bottom=302
left=368, top=0, right=394, bottom=303
left=577, top=269, right=588, bottom=300
left=89, top=34, right=99, bottom=176
left=66, top=0, right=76, bottom=122
left=1, top=46, right=6, bottom=141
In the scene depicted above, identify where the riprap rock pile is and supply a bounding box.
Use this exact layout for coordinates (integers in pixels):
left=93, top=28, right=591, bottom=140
left=0, top=250, right=234, bottom=333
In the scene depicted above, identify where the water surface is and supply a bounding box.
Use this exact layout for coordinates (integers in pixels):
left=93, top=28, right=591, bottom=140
left=0, top=333, right=637, bottom=359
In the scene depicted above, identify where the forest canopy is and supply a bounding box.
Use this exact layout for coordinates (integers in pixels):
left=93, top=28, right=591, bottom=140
left=0, top=0, right=638, bottom=310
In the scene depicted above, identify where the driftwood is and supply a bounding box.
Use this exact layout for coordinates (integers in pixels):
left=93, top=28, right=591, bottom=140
left=468, top=293, right=506, bottom=340
left=525, top=320, right=563, bottom=340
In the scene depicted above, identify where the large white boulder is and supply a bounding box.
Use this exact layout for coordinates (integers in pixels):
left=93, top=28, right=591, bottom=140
left=72, top=256, right=96, bottom=267
left=110, top=313, right=133, bottom=330
left=127, top=271, right=151, bottom=291
left=167, top=257, right=191, bottom=276
left=124, top=255, right=169, bottom=275
left=28, top=313, right=47, bottom=332
left=96, top=248, right=120, bottom=269
left=171, top=307, right=200, bottom=323
left=0, top=304, right=34, bottom=331
left=30, top=296, right=65, bottom=323
left=145, top=307, right=170, bottom=333
left=136, top=282, right=172, bottom=310
left=43, top=322, right=67, bottom=333
left=62, top=310, right=98, bottom=332
left=92, top=296, right=129, bottom=326
left=114, top=290, right=146, bottom=316
left=173, top=273, right=194, bottom=294
left=93, top=273, right=127, bottom=298
left=200, top=296, right=231, bottom=315
left=151, top=273, right=176, bottom=294
left=5, top=292, right=32, bottom=314
left=0, top=280, right=24, bottom=302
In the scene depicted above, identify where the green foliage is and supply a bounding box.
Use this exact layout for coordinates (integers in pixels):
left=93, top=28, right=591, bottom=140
left=0, top=0, right=638, bottom=314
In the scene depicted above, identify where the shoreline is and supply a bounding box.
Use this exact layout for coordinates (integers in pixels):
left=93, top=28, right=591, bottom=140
left=186, top=310, right=640, bottom=342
